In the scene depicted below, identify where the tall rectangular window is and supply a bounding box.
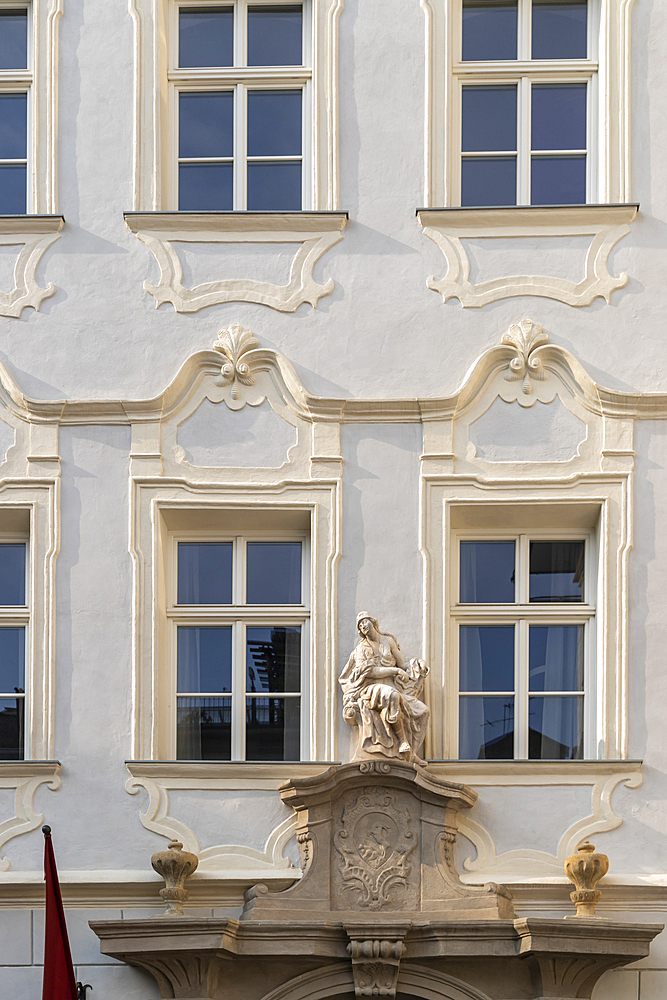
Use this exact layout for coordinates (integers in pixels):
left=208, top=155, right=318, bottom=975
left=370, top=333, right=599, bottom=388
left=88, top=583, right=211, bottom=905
left=457, top=0, right=593, bottom=206
left=0, top=7, right=30, bottom=214
left=0, top=539, right=28, bottom=760
left=454, top=533, right=593, bottom=759
left=170, top=533, right=308, bottom=760
left=173, top=1, right=308, bottom=210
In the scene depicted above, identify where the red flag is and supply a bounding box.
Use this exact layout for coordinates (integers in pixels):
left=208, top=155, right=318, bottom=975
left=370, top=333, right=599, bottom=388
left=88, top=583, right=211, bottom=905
left=42, top=825, right=78, bottom=1000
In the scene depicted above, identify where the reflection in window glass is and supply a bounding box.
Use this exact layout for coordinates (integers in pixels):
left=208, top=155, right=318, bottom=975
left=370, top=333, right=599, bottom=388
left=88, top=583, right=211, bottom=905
left=0, top=627, right=25, bottom=694
left=531, top=84, right=587, bottom=152
left=247, top=5, right=302, bottom=66
left=532, top=0, right=587, bottom=60
left=179, top=7, right=234, bottom=68
left=0, top=696, right=24, bottom=760
left=247, top=541, right=302, bottom=604
left=178, top=542, right=233, bottom=605
left=460, top=541, right=515, bottom=603
left=179, top=91, right=234, bottom=158
left=462, top=0, right=517, bottom=61
left=246, top=626, right=300, bottom=693
left=247, top=161, right=302, bottom=210
left=0, top=93, right=26, bottom=214
left=528, top=695, right=583, bottom=758
left=177, top=696, right=231, bottom=759
left=246, top=696, right=300, bottom=760
left=0, top=544, right=25, bottom=605
left=529, top=625, right=584, bottom=691
left=459, top=696, right=514, bottom=759
left=177, top=626, right=233, bottom=694
left=461, top=157, right=516, bottom=207
left=0, top=10, right=28, bottom=71
left=462, top=86, right=517, bottom=152
left=529, top=541, right=584, bottom=602
left=247, top=89, right=302, bottom=155
left=459, top=625, right=515, bottom=692
left=531, top=155, right=586, bottom=205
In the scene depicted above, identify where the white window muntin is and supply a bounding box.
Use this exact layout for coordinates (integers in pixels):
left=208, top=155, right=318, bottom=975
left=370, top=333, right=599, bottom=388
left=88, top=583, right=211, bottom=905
left=451, top=0, right=599, bottom=206
left=167, top=529, right=310, bottom=759
left=169, top=0, right=312, bottom=210
left=450, top=529, right=596, bottom=759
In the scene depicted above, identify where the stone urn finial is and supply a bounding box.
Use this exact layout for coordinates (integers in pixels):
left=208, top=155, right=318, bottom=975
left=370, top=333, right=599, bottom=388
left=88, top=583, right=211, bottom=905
left=564, top=840, right=609, bottom=917
left=151, top=839, right=199, bottom=916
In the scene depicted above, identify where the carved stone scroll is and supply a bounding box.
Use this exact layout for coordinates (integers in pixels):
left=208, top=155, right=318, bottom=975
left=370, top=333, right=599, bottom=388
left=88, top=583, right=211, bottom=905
left=345, top=924, right=408, bottom=998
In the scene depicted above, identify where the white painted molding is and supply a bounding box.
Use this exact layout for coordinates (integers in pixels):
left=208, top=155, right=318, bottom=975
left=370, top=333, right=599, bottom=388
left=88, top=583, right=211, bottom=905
left=125, top=771, right=298, bottom=874
left=456, top=769, right=642, bottom=881
left=126, top=760, right=340, bottom=789
left=418, top=205, right=638, bottom=308
left=124, top=212, right=347, bottom=312
left=0, top=216, right=64, bottom=317
left=0, top=762, right=61, bottom=871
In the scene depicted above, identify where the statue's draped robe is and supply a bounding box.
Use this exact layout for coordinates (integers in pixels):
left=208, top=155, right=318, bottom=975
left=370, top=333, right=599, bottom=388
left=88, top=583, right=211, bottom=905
left=339, top=636, right=429, bottom=757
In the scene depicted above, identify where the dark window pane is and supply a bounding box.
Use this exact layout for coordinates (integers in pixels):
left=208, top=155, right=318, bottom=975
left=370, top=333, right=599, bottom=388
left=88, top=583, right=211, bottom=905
left=246, top=541, right=302, bottom=604
left=462, top=1, right=517, bottom=61
left=462, top=86, right=516, bottom=152
left=246, top=161, right=301, bottom=210
left=0, top=164, right=26, bottom=213
left=0, top=544, right=25, bottom=605
left=459, top=696, right=514, bottom=759
left=0, top=93, right=27, bottom=159
left=0, top=11, right=28, bottom=70
left=461, top=157, right=516, bottom=206
left=247, top=161, right=302, bottom=210
left=0, top=695, right=24, bottom=760
left=178, top=542, right=232, bottom=605
left=460, top=625, right=515, bottom=692
left=529, top=625, right=584, bottom=692
left=0, top=627, right=25, bottom=692
left=460, top=541, right=515, bottom=603
left=179, top=7, right=233, bottom=67
left=532, top=84, right=586, bottom=151
left=179, top=91, right=233, bottom=157
left=529, top=540, right=584, bottom=602
left=246, top=626, right=300, bottom=693
left=532, top=0, right=587, bottom=59
left=248, top=5, right=302, bottom=66
left=247, top=90, right=302, bottom=155
left=177, top=626, right=232, bottom=693
left=179, top=162, right=233, bottom=210
left=245, top=696, right=300, bottom=760
left=531, top=154, right=586, bottom=205
left=528, top=696, right=583, bottom=759
left=177, top=696, right=231, bottom=759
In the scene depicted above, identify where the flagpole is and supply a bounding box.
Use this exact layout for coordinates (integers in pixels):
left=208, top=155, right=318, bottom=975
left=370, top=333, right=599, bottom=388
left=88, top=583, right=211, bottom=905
left=42, top=825, right=82, bottom=1000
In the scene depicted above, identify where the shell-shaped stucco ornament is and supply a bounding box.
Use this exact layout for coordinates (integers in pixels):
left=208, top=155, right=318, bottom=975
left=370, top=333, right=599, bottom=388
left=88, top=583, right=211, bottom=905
left=213, top=324, right=259, bottom=400
left=501, top=318, right=549, bottom=395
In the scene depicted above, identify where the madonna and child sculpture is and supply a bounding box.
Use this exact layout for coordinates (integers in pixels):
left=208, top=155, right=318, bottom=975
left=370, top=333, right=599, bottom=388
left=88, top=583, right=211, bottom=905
left=339, top=612, right=429, bottom=763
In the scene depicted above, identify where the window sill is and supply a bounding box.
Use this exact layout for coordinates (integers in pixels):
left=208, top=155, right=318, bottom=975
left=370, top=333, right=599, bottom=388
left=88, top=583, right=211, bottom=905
left=125, top=759, right=339, bottom=790
left=0, top=216, right=65, bottom=318
left=416, top=204, right=639, bottom=308
left=427, top=758, right=642, bottom=784
left=123, top=211, right=349, bottom=314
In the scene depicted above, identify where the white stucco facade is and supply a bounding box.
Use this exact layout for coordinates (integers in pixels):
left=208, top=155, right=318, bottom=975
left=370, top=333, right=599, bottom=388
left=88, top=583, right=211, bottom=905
left=0, top=0, right=666, bottom=998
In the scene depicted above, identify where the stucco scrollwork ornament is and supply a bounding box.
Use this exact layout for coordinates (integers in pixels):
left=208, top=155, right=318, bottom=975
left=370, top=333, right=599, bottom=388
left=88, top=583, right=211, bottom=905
left=333, top=787, right=416, bottom=911
left=340, top=613, right=429, bottom=763
left=502, top=319, right=549, bottom=395
left=214, top=324, right=259, bottom=398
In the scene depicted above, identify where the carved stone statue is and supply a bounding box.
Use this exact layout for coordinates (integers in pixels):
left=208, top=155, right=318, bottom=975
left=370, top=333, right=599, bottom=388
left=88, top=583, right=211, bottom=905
left=339, top=613, right=429, bottom=763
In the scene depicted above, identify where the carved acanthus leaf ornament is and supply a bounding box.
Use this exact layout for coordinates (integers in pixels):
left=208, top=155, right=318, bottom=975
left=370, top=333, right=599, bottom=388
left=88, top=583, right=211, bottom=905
left=502, top=319, right=549, bottom=395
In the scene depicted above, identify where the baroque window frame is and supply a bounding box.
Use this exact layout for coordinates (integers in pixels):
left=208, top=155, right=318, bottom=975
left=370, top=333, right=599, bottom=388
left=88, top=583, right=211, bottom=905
left=167, top=524, right=311, bottom=761
left=130, top=0, right=343, bottom=211
left=422, top=0, right=636, bottom=207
